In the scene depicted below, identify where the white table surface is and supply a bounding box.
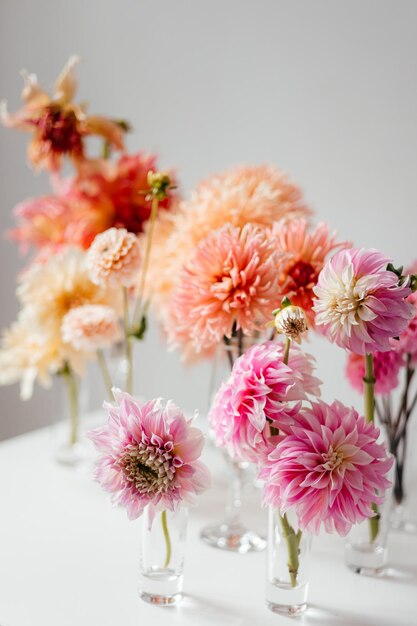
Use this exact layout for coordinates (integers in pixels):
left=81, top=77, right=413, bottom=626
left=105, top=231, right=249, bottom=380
left=1, top=417, right=417, bottom=626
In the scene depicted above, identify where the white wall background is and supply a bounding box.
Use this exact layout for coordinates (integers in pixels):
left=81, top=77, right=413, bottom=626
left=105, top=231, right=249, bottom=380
left=1, top=0, right=416, bottom=440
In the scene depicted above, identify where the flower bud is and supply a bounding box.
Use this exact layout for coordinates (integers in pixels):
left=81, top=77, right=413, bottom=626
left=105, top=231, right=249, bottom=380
left=274, top=305, right=308, bottom=343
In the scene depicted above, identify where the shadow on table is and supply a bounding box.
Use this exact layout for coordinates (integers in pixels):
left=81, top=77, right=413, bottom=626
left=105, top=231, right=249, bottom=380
left=380, top=565, right=417, bottom=585
left=300, top=605, right=385, bottom=626
left=178, top=594, right=259, bottom=625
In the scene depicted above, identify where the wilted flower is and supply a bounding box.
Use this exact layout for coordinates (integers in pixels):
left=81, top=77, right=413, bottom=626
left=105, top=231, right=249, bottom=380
left=209, top=341, right=321, bottom=463
left=87, top=227, right=141, bottom=288
left=1, top=56, right=124, bottom=171
left=346, top=350, right=403, bottom=396
left=274, top=304, right=308, bottom=343
left=62, top=304, right=122, bottom=352
left=89, top=389, right=210, bottom=522
left=260, top=399, right=393, bottom=535
left=313, top=248, right=413, bottom=354
left=273, top=220, right=349, bottom=326
left=166, top=224, right=281, bottom=357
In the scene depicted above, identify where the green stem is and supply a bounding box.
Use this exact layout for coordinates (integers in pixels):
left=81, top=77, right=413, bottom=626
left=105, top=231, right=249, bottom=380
left=279, top=512, right=300, bottom=588
left=63, top=366, right=79, bottom=446
left=132, top=195, right=159, bottom=325
left=161, top=510, right=172, bottom=569
left=123, top=287, right=133, bottom=394
left=363, top=353, right=380, bottom=542
left=283, top=337, right=291, bottom=366
left=97, top=349, right=114, bottom=401
left=364, top=353, right=375, bottom=424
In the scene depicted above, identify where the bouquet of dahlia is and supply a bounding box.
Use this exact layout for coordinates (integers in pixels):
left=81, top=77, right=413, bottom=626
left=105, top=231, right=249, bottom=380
left=0, top=57, right=176, bottom=459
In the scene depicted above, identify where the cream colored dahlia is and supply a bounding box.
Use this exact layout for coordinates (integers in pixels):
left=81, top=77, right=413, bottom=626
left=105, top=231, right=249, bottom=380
left=61, top=304, right=122, bottom=352
left=14, top=247, right=120, bottom=377
left=87, top=227, right=141, bottom=288
left=144, top=164, right=310, bottom=310
left=0, top=313, right=61, bottom=399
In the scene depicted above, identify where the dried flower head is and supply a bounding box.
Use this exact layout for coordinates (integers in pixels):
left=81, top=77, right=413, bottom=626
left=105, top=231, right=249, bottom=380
left=87, top=227, right=141, bottom=288
left=61, top=304, right=122, bottom=352
left=1, top=56, right=124, bottom=171
left=89, top=389, right=210, bottom=522
left=274, top=304, right=308, bottom=343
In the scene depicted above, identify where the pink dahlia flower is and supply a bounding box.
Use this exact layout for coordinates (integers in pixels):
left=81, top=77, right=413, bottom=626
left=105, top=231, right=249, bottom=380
left=166, top=224, right=281, bottom=356
left=393, top=291, right=417, bottom=365
left=345, top=350, right=403, bottom=396
left=209, top=341, right=321, bottom=463
left=313, top=248, right=413, bottom=354
left=273, top=220, right=349, bottom=327
left=89, top=389, right=210, bottom=522
left=260, top=399, right=393, bottom=535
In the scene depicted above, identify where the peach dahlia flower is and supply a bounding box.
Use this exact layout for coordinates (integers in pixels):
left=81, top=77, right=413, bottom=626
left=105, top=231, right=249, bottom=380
left=61, top=304, right=122, bottom=352
left=145, top=164, right=311, bottom=310
left=86, top=227, right=141, bottom=288
left=166, top=224, right=281, bottom=357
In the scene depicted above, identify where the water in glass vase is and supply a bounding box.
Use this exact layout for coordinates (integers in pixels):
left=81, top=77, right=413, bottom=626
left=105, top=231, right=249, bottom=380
left=138, top=506, right=188, bottom=605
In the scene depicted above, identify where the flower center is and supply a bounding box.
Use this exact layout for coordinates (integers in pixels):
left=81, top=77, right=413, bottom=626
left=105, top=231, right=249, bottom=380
left=38, top=105, right=83, bottom=154
left=322, top=448, right=344, bottom=471
left=120, top=442, right=178, bottom=495
left=288, top=260, right=316, bottom=289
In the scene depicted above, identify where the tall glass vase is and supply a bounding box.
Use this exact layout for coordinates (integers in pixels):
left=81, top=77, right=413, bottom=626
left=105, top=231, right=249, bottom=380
left=200, top=453, right=266, bottom=552
left=387, top=417, right=417, bottom=534
left=201, top=334, right=266, bottom=553
left=138, top=506, right=188, bottom=606
left=266, top=507, right=312, bottom=616
left=53, top=366, right=88, bottom=467
left=345, top=456, right=395, bottom=575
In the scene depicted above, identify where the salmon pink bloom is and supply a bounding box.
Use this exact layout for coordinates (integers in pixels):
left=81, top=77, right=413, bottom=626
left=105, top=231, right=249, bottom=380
left=260, top=400, right=393, bottom=535
left=89, top=390, right=210, bottom=522
left=209, top=341, right=321, bottom=463
left=166, top=224, right=281, bottom=356
left=1, top=56, right=124, bottom=171
left=346, top=350, right=403, bottom=396
left=273, top=220, right=349, bottom=326
left=313, top=248, right=413, bottom=354
left=61, top=304, right=122, bottom=352
left=87, top=227, right=141, bottom=288
left=144, top=164, right=311, bottom=313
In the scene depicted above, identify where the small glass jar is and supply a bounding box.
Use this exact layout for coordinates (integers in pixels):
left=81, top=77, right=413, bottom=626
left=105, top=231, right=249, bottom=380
left=53, top=367, right=88, bottom=467
left=266, top=507, right=312, bottom=616
left=345, top=456, right=394, bottom=575
left=139, top=506, right=188, bottom=606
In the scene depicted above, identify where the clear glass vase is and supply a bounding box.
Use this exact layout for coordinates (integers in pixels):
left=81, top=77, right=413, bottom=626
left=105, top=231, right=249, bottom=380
left=266, top=507, right=312, bottom=616
left=200, top=453, right=266, bottom=552
left=389, top=418, right=417, bottom=534
left=345, top=456, right=395, bottom=575
left=201, top=333, right=267, bottom=553
left=53, top=367, right=88, bottom=467
left=138, top=506, right=188, bottom=606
